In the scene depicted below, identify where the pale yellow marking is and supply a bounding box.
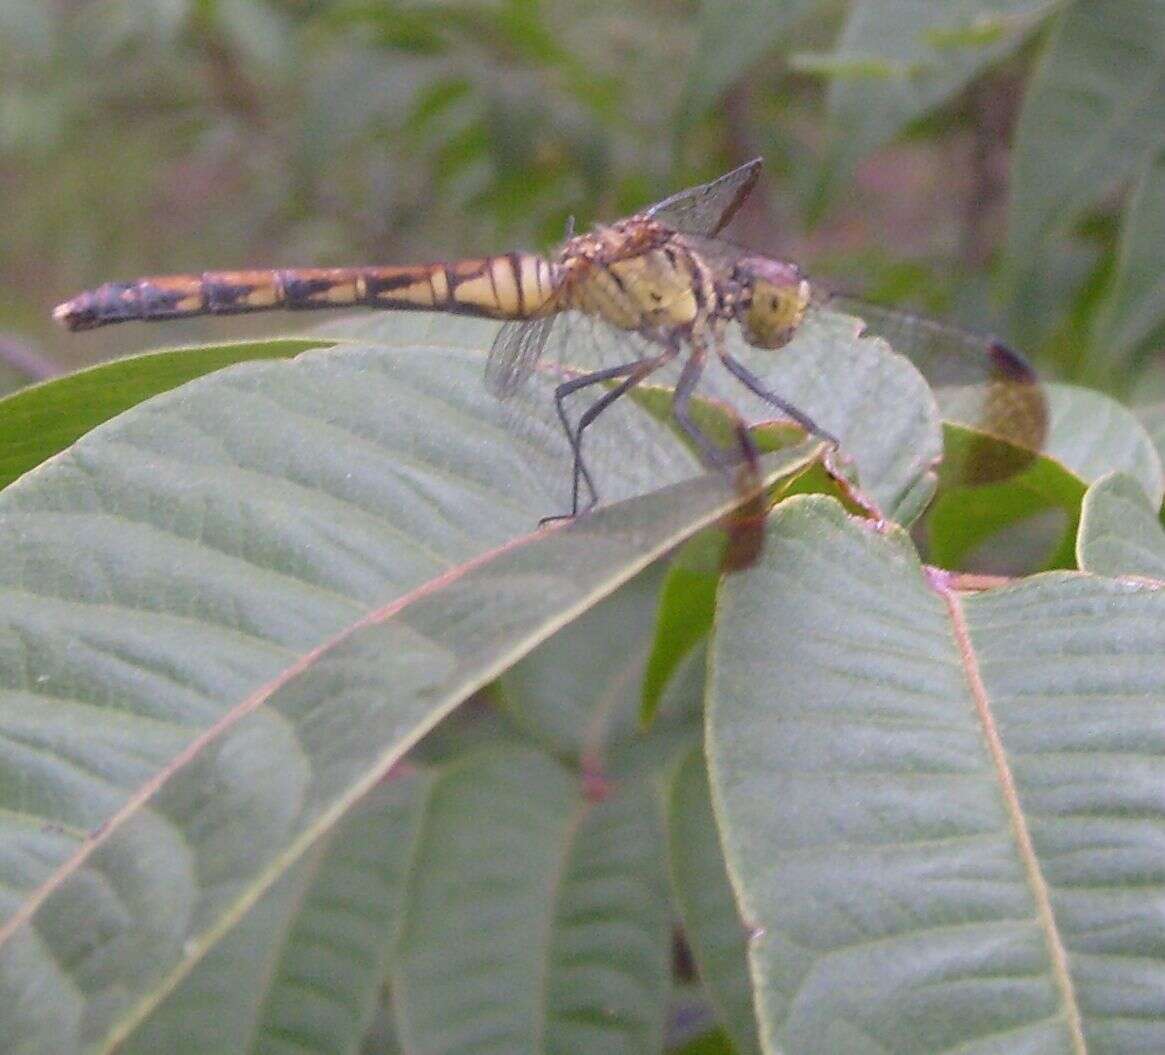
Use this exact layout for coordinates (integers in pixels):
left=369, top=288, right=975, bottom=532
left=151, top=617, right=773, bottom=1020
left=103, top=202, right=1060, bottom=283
left=176, top=293, right=205, bottom=313
left=243, top=285, right=280, bottom=308
left=428, top=266, right=449, bottom=305
left=355, top=274, right=367, bottom=302
left=451, top=272, right=501, bottom=313
left=392, top=281, right=436, bottom=308
left=313, top=280, right=358, bottom=305
left=519, top=255, right=550, bottom=314
left=489, top=256, right=521, bottom=316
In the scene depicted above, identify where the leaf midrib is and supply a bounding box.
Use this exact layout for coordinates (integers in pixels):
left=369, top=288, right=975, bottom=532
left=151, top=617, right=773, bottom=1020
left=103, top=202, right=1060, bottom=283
left=938, top=581, right=1087, bottom=1054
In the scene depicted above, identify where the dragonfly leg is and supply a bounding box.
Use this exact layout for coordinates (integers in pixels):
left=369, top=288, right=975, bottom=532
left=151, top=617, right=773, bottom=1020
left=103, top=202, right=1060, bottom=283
left=671, top=345, right=751, bottom=470
left=546, top=351, right=675, bottom=522
left=674, top=345, right=769, bottom=573
left=718, top=349, right=840, bottom=447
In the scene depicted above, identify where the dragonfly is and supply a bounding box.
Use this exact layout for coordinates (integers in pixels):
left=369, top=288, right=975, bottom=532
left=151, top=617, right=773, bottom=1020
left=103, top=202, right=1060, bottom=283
left=53, top=159, right=1048, bottom=527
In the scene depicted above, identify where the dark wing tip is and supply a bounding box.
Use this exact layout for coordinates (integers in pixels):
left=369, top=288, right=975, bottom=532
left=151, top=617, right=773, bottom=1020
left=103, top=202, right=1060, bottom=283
left=708, top=158, right=763, bottom=235
left=987, top=340, right=1038, bottom=385
left=640, top=157, right=766, bottom=237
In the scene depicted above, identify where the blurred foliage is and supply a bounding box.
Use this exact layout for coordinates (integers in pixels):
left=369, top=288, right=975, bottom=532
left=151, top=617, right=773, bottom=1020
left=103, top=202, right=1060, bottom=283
left=1, top=0, right=1162, bottom=396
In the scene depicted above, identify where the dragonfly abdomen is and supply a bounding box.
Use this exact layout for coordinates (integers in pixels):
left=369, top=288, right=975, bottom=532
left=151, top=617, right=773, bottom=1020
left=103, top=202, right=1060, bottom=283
left=53, top=255, right=558, bottom=331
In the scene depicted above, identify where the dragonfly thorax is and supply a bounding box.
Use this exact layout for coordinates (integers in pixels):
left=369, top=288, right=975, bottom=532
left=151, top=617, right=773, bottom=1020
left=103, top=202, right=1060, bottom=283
left=557, top=221, right=711, bottom=338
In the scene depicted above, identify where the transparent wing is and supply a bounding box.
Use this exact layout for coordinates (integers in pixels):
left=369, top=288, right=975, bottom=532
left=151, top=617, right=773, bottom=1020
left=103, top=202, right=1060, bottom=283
left=492, top=311, right=704, bottom=514
left=667, top=231, right=755, bottom=272
left=485, top=316, right=557, bottom=398
left=643, top=158, right=763, bottom=237
left=826, top=295, right=1049, bottom=480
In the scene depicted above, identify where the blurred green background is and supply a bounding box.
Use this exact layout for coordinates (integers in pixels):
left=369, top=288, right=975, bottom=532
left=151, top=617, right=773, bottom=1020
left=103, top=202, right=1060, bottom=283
left=2, top=0, right=1162, bottom=398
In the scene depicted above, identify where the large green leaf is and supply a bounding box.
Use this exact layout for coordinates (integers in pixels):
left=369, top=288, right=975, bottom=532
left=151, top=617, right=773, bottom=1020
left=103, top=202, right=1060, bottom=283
left=120, top=854, right=318, bottom=1054
left=821, top=0, right=1056, bottom=187
left=708, top=495, right=1165, bottom=1053
left=667, top=746, right=760, bottom=1055
left=494, top=563, right=670, bottom=764
left=1077, top=471, right=1165, bottom=579
left=0, top=338, right=326, bottom=491
left=249, top=774, right=428, bottom=1055
left=391, top=745, right=671, bottom=1054
left=0, top=333, right=826, bottom=1053
left=495, top=560, right=704, bottom=779
left=1089, top=149, right=1165, bottom=389
left=124, top=773, right=429, bottom=1055
left=1006, top=0, right=1165, bottom=330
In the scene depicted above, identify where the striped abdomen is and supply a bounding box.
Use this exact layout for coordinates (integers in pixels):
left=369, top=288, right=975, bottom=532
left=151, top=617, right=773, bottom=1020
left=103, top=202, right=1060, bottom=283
left=53, top=254, right=559, bottom=331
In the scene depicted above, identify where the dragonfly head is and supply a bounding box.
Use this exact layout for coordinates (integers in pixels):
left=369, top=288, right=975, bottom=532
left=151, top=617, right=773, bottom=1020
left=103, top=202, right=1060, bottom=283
left=732, top=257, right=811, bottom=349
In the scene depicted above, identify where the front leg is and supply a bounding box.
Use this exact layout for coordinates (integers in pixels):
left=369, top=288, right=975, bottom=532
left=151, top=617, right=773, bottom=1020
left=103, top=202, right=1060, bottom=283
left=717, top=348, right=840, bottom=448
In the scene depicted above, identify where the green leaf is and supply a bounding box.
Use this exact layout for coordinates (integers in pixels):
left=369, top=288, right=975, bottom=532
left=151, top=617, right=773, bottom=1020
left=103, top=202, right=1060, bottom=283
left=1089, top=150, right=1165, bottom=388
left=1077, top=471, right=1165, bottom=578
left=497, top=559, right=707, bottom=777
left=1031, top=385, right=1164, bottom=503
left=249, top=775, right=429, bottom=1055
left=681, top=0, right=816, bottom=120
left=1006, top=0, right=1165, bottom=319
left=392, top=745, right=671, bottom=1054
left=120, top=857, right=319, bottom=1054
left=823, top=0, right=1056, bottom=187
left=928, top=382, right=1164, bottom=570
left=634, top=297, right=975, bottom=722
left=0, top=338, right=326, bottom=491
left=495, top=562, right=667, bottom=762
left=0, top=334, right=824, bottom=1053
left=926, top=452, right=1079, bottom=571
left=667, top=747, right=760, bottom=1055
left=1137, top=400, right=1165, bottom=473
left=709, top=494, right=1165, bottom=1053
left=640, top=533, right=722, bottom=729
left=125, top=773, right=429, bottom=1055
